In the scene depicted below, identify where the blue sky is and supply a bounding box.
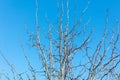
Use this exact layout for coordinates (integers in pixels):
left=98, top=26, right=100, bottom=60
left=0, top=0, right=120, bottom=79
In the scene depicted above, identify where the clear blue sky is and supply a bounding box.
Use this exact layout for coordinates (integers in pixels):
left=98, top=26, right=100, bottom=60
left=0, top=0, right=120, bottom=79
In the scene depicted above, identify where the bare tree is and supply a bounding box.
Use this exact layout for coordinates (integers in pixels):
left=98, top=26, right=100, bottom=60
left=0, top=0, right=120, bottom=80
